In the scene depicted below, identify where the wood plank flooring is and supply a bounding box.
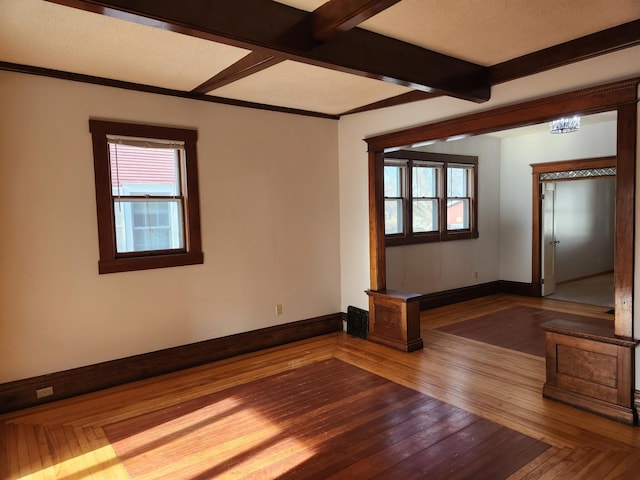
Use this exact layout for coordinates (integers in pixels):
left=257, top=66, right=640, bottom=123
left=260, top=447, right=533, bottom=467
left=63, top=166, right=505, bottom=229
left=2, top=294, right=640, bottom=479
left=103, top=359, right=548, bottom=479
left=435, top=305, right=613, bottom=357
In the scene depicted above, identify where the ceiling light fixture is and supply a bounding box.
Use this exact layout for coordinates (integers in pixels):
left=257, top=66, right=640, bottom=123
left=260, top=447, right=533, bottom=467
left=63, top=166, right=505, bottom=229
left=549, top=115, right=580, bottom=134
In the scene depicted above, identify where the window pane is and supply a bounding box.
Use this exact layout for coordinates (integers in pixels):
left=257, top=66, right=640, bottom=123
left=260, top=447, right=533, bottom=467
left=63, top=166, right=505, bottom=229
left=413, top=166, right=437, bottom=197
left=447, top=198, right=469, bottom=230
left=413, top=199, right=438, bottom=232
left=385, top=199, right=403, bottom=234
left=384, top=165, right=403, bottom=197
left=447, top=167, right=468, bottom=197
left=110, top=144, right=180, bottom=196
left=114, top=200, right=184, bottom=253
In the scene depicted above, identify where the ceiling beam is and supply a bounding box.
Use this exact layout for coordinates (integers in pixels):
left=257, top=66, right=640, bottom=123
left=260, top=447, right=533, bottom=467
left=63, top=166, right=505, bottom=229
left=312, top=0, right=402, bottom=41
left=490, top=19, right=640, bottom=84
left=342, top=19, right=640, bottom=115
left=44, top=0, right=491, bottom=103
left=342, top=91, right=437, bottom=115
left=192, top=52, right=283, bottom=94
left=193, top=0, right=402, bottom=94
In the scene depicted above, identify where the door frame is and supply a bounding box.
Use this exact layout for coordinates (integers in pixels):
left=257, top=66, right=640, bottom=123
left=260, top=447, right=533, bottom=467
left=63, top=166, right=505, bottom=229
left=540, top=181, right=557, bottom=296
left=532, top=156, right=617, bottom=298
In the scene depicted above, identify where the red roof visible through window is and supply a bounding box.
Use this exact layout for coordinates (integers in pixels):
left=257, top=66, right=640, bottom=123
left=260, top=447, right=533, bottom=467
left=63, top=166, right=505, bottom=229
left=109, top=144, right=176, bottom=186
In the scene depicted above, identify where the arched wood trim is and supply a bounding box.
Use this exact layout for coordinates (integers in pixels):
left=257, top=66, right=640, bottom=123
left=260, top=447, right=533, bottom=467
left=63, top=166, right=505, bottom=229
left=366, top=77, right=638, bottom=338
left=366, top=78, right=639, bottom=151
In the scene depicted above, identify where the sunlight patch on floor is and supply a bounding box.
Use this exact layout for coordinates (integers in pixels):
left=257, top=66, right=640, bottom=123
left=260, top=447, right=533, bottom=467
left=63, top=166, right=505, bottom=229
left=108, top=395, right=317, bottom=479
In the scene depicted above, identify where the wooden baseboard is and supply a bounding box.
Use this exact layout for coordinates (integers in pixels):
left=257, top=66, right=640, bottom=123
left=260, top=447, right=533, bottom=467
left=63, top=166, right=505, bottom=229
left=418, top=280, right=534, bottom=311
left=418, top=281, right=502, bottom=310
left=0, top=313, right=343, bottom=414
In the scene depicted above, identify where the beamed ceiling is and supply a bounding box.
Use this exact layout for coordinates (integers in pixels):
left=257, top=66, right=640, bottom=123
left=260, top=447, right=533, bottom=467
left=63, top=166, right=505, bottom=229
left=1, top=0, right=639, bottom=118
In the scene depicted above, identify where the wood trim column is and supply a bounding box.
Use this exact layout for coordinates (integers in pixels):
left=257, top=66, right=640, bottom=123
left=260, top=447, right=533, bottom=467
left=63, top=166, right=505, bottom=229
left=367, top=150, right=423, bottom=351
left=369, top=150, right=386, bottom=290
left=615, top=102, right=637, bottom=338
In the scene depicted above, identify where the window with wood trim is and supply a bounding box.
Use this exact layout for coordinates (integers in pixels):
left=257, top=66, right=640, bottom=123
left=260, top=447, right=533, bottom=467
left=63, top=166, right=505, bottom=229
left=90, top=120, right=203, bottom=274
left=383, top=150, right=478, bottom=245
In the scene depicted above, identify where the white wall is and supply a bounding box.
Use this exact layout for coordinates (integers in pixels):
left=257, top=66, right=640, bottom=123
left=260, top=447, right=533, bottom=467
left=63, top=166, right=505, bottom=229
left=554, top=178, right=615, bottom=283
left=338, top=46, right=640, bottom=312
left=385, top=135, right=502, bottom=293
left=0, top=72, right=341, bottom=383
left=499, top=120, right=617, bottom=282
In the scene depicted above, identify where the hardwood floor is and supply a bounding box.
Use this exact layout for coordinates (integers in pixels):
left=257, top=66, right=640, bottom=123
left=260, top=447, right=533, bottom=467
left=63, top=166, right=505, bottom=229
left=2, top=294, right=640, bottom=479
left=434, top=305, right=612, bottom=357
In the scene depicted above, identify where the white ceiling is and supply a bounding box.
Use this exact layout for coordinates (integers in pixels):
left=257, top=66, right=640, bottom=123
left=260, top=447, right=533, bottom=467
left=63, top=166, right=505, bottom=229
left=1, top=0, right=639, bottom=115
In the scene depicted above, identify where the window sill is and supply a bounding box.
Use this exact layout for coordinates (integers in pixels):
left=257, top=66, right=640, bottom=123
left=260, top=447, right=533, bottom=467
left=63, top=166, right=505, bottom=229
left=98, top=251, right=204, bottom=274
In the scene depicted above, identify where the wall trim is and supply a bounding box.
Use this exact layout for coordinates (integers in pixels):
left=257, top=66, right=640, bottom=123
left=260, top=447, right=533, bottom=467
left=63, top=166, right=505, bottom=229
left=0, top=61, right=339, bottom=121
left=418, top=280, right=534, bottom=311
left=419, top=281, right=500, bottom=311
left=0, top=313, right=343, bottom=414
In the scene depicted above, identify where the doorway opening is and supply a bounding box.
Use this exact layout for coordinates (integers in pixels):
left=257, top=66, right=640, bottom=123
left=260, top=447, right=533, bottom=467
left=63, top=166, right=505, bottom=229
left=538, top=165, right=616, bottom=308
left=533, top=157, right=617, bottom=308
left=366, top=78, right=637, bottom=338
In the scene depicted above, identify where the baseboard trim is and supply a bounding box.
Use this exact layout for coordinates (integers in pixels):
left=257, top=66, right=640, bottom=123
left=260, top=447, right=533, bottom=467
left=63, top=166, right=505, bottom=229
left=418, top=280, right=534, bottom=311
left=0, top=313, right=343, bottom=414
left=419, top=281, right=501, bottom=311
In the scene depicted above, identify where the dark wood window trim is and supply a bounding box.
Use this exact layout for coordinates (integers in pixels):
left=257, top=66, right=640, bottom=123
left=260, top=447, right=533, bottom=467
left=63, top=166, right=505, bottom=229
left=365, top=77, right=638, bottom=339
left=384, top=150, right=478, bottom=246
left=89, top=120, right=203, bottom=274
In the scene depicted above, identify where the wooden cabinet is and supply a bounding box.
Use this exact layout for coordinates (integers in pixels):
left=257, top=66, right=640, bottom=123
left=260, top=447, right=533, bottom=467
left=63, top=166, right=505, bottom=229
left=542, top=318, right=638, bottom=425
left=366, top=290, right=423, bottom=352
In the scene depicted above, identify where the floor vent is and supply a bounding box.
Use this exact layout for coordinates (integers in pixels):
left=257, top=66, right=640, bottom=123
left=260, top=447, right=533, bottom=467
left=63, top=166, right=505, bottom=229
left=347, top=306, right=369, bottom=339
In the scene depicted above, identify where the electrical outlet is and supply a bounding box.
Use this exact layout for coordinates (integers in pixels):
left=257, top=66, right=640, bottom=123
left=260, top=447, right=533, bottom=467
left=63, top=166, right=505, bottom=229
left=473, top=271, right=479, bottom=279
left=36, top=386, right=54, bottom=399
left=276, top=304, right=283, bottom=315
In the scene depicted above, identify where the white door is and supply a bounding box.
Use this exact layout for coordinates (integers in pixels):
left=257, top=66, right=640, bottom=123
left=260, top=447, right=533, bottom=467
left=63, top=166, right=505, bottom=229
left=541, top=182, right=557, bottom=296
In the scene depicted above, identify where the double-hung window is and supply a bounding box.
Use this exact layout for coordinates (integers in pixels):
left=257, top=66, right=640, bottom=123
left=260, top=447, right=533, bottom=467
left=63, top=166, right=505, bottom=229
left=447, top=164, right=474, bottom=231
left=412, top=161, right=439, bottom=233
left=383, top=150, right=478, bottom=245
left=90, top=120, right=203, bottom=273
left=383, top=160, right=406, bottom=235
